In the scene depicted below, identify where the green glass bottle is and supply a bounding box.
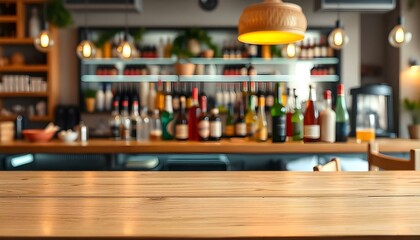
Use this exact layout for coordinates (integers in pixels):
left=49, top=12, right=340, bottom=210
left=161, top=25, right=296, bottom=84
left=291, top=88, right=304, bottom=141
left=161, top=95, right=174, bottom=140
left=271, top=83, right=287, bottom=142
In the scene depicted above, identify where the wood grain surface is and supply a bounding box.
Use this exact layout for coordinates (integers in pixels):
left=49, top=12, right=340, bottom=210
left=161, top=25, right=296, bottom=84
left=0, top=138, right=419, bottom=154
left=1, top=171, right=420, bottom=239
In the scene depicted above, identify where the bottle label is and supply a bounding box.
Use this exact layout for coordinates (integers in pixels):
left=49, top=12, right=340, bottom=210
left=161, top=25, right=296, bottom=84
left=246, top=123, right=256, bottom=136
left=304, top=125, right=320, bottom=139
left=166, top=119, right=175, bottom=136
left=225, top=125, right=235, bottom=137
left=210, top=121, right=222, bottom=138
left=255, top=127, right=268, bottom=141
left=235, top=122, right=247, bottom=136
left=272, top=116, right=286, bottom=141
left=266, top=96, right=274, bottom=107
left=292, top=121, right=303, bottom=140
left=175, top=124, right=188, bottom=139
left=198, top=120, right=210, bottom=139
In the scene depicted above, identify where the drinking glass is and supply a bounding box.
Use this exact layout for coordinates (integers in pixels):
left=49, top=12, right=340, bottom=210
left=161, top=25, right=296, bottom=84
left=356, top=112, right=375, bottom=143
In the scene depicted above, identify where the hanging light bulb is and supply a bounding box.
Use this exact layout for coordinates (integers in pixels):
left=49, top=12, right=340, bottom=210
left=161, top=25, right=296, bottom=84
left=77, top=40, right=96, bottom=59
left=34, top=29, right=54, bottom=52
left=389, top=17, right=412, bottom=48
left=284, top=43, right=298, bottom=58
left=117, top=37, right=136, bottom=59
left=328, top=20, right=349, bottom=50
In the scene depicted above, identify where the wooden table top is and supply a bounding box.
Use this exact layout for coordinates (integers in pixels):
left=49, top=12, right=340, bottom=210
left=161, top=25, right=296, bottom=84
left=1, top=171, right=420, bottom=239
left=0, top=138, right=419, bottom=154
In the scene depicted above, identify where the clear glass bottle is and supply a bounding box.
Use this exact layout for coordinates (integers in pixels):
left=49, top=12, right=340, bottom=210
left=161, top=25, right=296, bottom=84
left=137, top=108, right=150, bottom=141
left=209, top=108, right=222, bottom=141
left=291, top=89, right=304, bottom=141
left=130, top=98, right=141, bottom=139
left=149, top=109, right=162, bottom=141
left=198, top=95, right=210, bottom=141
left=120, top=100, right=131, bottom=140
left=245, top=95, right=257, bottom=139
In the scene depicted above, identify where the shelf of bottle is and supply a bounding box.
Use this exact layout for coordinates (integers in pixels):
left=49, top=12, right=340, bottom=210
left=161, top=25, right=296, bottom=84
left=0, top=92, right=48, bottom=98
left=82, top=57, right=178, bottom=66
left=81, top=74, right=339, bottom=83
left=81, top=57, right=339, bottom=66
left=81, top=75, right=179, bottom=82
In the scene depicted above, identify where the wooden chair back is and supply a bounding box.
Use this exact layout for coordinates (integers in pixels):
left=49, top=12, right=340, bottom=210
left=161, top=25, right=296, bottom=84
left=368, top=142, right=420, bottom=170
left=313, top=158, right=341, bottom=172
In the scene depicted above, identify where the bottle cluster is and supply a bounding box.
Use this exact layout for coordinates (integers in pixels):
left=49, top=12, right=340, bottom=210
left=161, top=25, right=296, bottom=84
left=106, top=81, right=349, bottom=143
left=310, top=65, right=336, bottom=76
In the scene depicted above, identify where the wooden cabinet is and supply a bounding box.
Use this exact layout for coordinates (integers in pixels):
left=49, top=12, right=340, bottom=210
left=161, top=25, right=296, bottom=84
left=0, top=0, right=59, bottom=123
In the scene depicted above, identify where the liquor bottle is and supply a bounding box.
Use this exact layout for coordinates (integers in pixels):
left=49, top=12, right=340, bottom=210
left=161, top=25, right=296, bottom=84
left=285, top=88, right=294, bottom=138
left=271, top=83, right=286, bottom=143
left=320, top=35, right=328, bottom=58
left=155, top=80, right=165, bottom=112
left=157, top=37, right=164, bottom=58
left=320, top=90, right=336, bottom=143
left=188, top=87, right=200, bottom=141
left=241, top=81, right=249, bottom=111
left=175, top=96, right=189, bottom=141
left=149, top=109, right=162, bottom=141
left=307, top=38, right=314, bottom=59
left=265, top=82, right=275, bottom=111
left=120, top=99, right=131, bottom=140
left=245, top=95, right=257, bottom=139
left=335, top=84, right=350, bottom=142
left=198, top=95, right=210, bottom=141
left=235, top=101, right=247, bottom=138
left=255, top=96, right=268, bottom=142
left=137, top=108, right=150, bottom=141
left=186, top=83, right=193, bottom=110
left=96, top=85, right=105, bottom=112
left=172, top=82, right=180, bottom=112
left=291, top=89, right=304, bottom=141
left=314, top=38, right=321, bottom=58
left=215, top=83, right=224, bottom=112
left=303, top=85, right=320, bottom=142
left=161, top=95, right=174, bottom=140
left=110, top=100, right=121, bottom=139
left=249, top=81, right=257, bottom=111
left=209, top=108, right=222, bottom=141
left=104, top=84, right=113, bottom=111
left=225, top=103, right=235, bottom=138
left=148, top=82, right=156, bottom=113
left=130, top=98, right=141, bottom=139
left=300, top=39, right=308, bottom=59
left=164, top=37, right=172, bottom=58
left=229, top=83, right=236, bottom=108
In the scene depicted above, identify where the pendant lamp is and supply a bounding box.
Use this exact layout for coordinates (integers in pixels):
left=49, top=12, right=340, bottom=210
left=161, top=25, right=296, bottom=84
left=34, top=1, right=54, bottom=52
left=76, top=0, right=97, bottom=59
left=388, top=17, right=411, bottom=48
left=328, top=20, right=349, bottom=50
left=117, top=0, right=136, bottom=59
left=238, top=0, right=307, bottom=45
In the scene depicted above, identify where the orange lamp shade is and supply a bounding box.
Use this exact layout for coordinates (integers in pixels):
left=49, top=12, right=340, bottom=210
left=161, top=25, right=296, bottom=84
left=238, top=0, right=307, bottom=45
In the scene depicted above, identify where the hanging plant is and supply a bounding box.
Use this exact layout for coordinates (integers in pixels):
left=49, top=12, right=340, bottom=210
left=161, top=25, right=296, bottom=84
left=94, top=29, right=119, bottom=48
left=47, top=0, right=74, bottom=28
left=129, top=27, right=146, bottom=44
left=172, top=28, right=219, bottom=60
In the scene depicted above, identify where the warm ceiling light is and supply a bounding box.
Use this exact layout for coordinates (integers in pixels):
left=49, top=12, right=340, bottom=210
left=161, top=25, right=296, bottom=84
left=237, top=0, right=307, bottom=45
left=389, top=17, right=412, bottom=48
left=34, top=30, right=54, bottom=52
left=117, top=39, right=136, bottom=59
left=328, top=20, right=349, bottom=50
left=77, top=40, right=96, bottom=59
left=285, top=43, right=298, bottom=58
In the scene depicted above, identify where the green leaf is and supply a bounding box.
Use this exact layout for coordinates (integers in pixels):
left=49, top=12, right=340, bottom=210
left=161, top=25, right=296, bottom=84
left=47, top=0, right=74, bottom=28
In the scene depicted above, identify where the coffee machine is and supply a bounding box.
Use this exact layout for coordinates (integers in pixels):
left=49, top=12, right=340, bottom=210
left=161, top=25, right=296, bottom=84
left=350, top=83, right=396, bottom=138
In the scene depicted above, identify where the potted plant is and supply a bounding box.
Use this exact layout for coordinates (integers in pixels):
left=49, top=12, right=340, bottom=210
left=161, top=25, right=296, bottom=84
left=84, top=89, right=97, bottom=113
left=403, top=98, right=420, bottom=139
left=172, top=28, right=218, bottom=75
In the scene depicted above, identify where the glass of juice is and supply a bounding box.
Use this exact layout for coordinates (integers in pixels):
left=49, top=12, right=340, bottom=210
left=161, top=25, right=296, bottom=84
left=356, top=112, right=375, bottom=143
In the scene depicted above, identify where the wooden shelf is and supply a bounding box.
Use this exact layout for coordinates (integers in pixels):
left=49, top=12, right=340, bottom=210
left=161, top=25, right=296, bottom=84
left=0, top=65, right=48, bottom=72
left=0, top=92, right=48, bottom=98
left=0, top=115, right=51, bottom=122
left=0, top=16, right=17, bottom=23
left=0, top=38, right=34, bottom=45
left=22, top=0, right=45, bottom=3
